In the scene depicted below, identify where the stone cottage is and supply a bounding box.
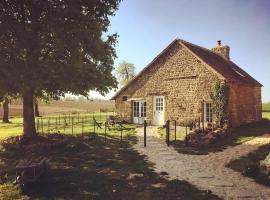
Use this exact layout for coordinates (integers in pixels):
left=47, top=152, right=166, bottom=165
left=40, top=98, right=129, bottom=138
left=111, top=39, right=262, bottom=127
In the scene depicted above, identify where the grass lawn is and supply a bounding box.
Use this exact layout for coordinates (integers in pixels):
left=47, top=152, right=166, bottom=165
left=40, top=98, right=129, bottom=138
left=262, top=102, right=270, bottom=112
left=263, top=112, right=270, bottom=120
left=158, top=113, right=270, bottom=155
left=0, top=136, right=221, bottom=199
left=0, top=112, right=117, bottom=141
left=0, top=118, right=23, bottom=141
left=226, top=144, right=270, bottom=187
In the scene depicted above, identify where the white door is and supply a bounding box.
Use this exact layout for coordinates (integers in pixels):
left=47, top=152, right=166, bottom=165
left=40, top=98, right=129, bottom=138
left=153, top=96, right=165, bottom=125
left=133, top=101, right=146, bottom=124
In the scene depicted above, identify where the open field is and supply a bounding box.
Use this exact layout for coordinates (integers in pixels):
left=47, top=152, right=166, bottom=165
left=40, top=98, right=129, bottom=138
left=262, top=102, right=270, bottom=112
left=0, top=100, right=115, bottom=117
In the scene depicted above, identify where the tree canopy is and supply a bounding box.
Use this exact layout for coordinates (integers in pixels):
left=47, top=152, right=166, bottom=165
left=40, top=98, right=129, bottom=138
left=0, top=0, right=121, bottom=137
left=115, top=60, right=135, bottom=86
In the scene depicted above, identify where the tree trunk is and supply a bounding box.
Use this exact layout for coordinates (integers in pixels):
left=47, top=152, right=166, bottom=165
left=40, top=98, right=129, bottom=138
left=23, top=90, right=37, bottom=138
left=34, top=102, right=40, bottom=117
left=2, top=97, right=9, bottom=123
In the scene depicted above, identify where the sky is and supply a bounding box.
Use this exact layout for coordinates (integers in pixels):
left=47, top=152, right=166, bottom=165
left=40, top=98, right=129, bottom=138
left=93, top=0, right=270, bottom=102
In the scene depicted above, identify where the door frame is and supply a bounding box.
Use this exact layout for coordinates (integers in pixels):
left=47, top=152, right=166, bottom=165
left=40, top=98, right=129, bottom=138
left=153, top=96, right=165, bottom=125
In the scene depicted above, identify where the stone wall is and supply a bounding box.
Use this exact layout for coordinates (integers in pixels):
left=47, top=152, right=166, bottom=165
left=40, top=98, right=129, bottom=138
left=115, top=41, right=261, bottom=127
left=228, top=83, right=262, bottom=126
left=115, top=42, right=222, bottom=124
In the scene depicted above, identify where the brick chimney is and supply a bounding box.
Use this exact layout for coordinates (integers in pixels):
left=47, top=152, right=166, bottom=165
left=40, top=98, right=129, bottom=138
left=211, top=40, right=230, bottom=60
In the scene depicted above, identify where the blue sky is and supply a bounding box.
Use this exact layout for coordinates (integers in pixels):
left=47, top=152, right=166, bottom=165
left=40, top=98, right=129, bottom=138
left=97, top=0, right=270, bottom=102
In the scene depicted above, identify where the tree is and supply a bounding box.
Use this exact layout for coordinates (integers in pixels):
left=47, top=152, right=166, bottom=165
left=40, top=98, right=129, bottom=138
left=0, top=0, right=120, bottom=139
left=0, top=93, right=15, bottom=123
left=115, top=60, right=135, bottom=86
left=34, top=98, right=40, bottom=117
left=2, top=97, right=10, bottom=123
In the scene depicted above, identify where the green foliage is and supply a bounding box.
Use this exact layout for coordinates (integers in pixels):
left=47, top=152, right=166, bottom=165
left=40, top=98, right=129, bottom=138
left=210, top=82, right=229, bottom=127
left=115, top=60, right=136, bottom=86
left=0, top=0, right=121, bottom=136
left=0, top=0, right=121, bottom=98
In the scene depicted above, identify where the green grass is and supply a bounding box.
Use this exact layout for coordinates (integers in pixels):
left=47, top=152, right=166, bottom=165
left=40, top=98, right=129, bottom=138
left=263, top=112, right=270, bottom=120
left=226, top=144, right=270, bottom=187
left=0, top=118, right=23, bottom=140
left=0, top=135, right=221, bottom=199
left=0, top=112, right=123, bottom=141
left=262, top=102, right=270, bottom=112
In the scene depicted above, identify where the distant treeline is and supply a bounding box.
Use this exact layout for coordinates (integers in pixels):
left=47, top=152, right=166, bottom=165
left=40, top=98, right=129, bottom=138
left=262, top=102, right=270, bottom=112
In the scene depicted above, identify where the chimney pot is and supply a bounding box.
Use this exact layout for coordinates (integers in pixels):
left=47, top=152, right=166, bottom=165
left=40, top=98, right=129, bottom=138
left=212, top=40, right=230, bottom=60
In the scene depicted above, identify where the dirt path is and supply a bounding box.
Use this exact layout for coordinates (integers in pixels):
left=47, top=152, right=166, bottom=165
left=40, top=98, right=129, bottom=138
left=134, top=126, right=270, bottom=200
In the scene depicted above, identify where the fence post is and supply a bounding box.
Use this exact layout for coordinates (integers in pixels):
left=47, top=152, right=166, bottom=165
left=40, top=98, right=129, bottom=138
left=144, top=120, right=147, bottom=147
left=185, top=126, right=188, bottom=146
left=174, top=120, right=176, bottom=141
left=82, top=117, right=84, bottom=136
left=93, top=117, right=96, bottom=134
left=166, top=120, right=170, bottom=146
left=120, top=123, right=123, bottom=146
left=104, top=122, right=107, bottom=142
left=41, top=117, right=44, bottom=134
left=48, top=118, right=50, bottom=133
left=55, top=117, right=58, bottom=132
left=72, top=117, right=74, bottom=135
left=64, top=117, right=66, bottom=133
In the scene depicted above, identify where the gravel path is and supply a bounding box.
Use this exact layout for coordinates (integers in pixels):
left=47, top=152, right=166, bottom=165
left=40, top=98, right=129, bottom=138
left=134, top=126, right=270, bottom=200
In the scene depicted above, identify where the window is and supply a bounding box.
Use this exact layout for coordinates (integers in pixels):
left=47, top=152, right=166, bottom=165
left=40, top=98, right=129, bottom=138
left=133, top=101, right=146, bottom=118
left=204, top=102, right=213, bottom=123
left=122, top=96, right=128, bottom=101
left=155, top=98, right=163, bottom=111
left=141, top=102, right=146, bottom=117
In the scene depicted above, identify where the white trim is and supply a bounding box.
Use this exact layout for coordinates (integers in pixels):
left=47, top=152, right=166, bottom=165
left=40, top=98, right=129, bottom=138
left=127, top=97, right=145, bottom=101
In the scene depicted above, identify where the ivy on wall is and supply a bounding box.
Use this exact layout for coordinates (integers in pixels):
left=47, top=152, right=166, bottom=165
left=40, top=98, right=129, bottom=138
left=210, top=82, right=229, bottom=127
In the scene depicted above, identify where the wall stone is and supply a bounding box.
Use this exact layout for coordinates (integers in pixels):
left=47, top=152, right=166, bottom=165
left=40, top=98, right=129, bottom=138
left=114, top=41, right=261, bottom=127
left=115, top=42, right=221, bottom=125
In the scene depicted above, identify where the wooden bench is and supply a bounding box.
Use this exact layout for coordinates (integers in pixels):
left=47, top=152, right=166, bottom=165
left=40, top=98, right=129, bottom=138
left=16, top=158, right=48, bottom=191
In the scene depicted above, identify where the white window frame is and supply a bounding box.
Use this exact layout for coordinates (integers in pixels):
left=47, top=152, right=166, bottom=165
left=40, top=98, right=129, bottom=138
left=133, top=100, right=146, bottom=124
left=204, top=102, right=213, bottom=123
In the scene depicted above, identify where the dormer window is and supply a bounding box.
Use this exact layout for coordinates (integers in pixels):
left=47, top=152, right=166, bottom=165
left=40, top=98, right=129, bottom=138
left=122, top=96, right=128, bottom=101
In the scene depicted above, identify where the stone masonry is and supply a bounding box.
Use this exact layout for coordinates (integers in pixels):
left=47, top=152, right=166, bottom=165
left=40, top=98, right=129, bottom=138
left=113, top=39, right=262, bottom=127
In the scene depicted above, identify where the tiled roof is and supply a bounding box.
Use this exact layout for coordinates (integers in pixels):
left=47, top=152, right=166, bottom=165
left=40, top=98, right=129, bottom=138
left=111, top=39, right=262, bottom=100
left=180, top=40, right=262, bottom=87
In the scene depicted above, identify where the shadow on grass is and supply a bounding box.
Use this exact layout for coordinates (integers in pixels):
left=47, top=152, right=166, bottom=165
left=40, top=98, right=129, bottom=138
left=171, top=121, right=270, bottom=155
left=226, top=144, right=270, bottom=187
left=0, top=135, right=221, bottom=200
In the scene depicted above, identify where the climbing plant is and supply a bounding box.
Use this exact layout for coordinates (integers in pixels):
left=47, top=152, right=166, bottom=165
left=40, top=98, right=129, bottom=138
left=210, top=82, right=229, bottom=127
